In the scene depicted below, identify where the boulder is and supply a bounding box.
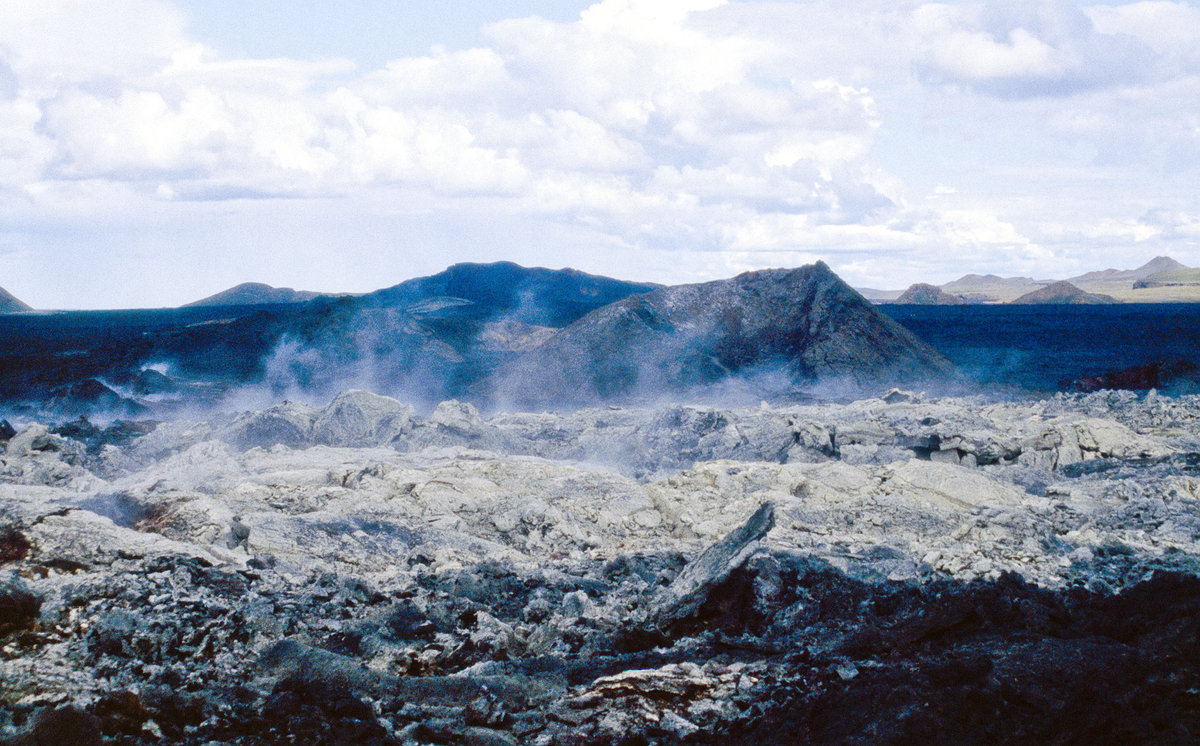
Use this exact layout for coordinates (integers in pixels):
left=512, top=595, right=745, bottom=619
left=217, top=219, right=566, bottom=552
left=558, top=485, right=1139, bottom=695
left=648, top=502, right=775, bottom=630
left=6, top=424, right=79, bottom=460
left=312, top=390, right=414, bottom=447
left=223, top=401, right=318, bottom=450
left=428, top=400, right=487, bottom=437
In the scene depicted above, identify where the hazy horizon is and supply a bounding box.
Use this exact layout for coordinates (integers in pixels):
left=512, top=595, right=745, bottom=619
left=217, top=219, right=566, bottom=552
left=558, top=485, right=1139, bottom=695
left=2, top=252, right=1192, bottom=313
left=3, top=0, right=1200, bottom=309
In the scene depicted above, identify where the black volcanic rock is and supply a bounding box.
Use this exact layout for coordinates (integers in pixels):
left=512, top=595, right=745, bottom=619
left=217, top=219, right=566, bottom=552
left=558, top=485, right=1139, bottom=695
left=1010, top=281, right=1117, bottom=305
left=46, top=379, right=148, bottom=418
left=0, top=263, right=663, bottom=414
left=494, top=262, right=953, bottom=406
left=0, top=285, right=32, bottom=313
left=895, top=283, right=965, bottom=306
left=1063, top=359, right=1200, bottom=393
left=185, top=282, right=334, bottom=307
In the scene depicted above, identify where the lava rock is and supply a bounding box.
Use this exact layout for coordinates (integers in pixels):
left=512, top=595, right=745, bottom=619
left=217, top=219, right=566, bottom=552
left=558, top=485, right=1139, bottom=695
left=0, top=574, right=41, bottom=636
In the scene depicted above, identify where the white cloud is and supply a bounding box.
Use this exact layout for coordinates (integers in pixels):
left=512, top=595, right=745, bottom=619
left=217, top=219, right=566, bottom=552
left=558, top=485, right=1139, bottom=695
left=912, top=0, right=1159, bottom=96
left=3, top=0, right=1200, bottom=307
left=1087, top=2, right=1200, bottom=69
left=33, top=0, right=889, bottom=239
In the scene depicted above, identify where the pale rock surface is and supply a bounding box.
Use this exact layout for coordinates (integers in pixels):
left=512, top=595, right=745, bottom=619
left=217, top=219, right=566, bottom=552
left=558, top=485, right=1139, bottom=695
left=312, top=389, right=414, bottom=447
left=6, top=389, right=1200, bottom=743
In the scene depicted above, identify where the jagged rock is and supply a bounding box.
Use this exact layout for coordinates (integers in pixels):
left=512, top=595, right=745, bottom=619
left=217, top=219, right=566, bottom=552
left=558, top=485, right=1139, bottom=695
left=312, top=390, right=414, bottom=447
left=121, top=420, right=213, bottom=463
left=259, top=640, right=400, bottom=698
left=648, top=502, right=775, bottom=629
left=3, top=392, right=1200, bottom=744
left=428, top=399, right=486, bottom=436
left=223, top=401, right=317, bottom=450
left=6, top=424, right=79, bottom=460
left=45, top=379, right=146, bottom=419
left=882, top=388, right=918, bottom=404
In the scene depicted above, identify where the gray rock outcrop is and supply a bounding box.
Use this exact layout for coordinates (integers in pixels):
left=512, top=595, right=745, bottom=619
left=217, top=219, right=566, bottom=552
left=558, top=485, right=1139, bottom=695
left=5, top=389, right=1200, bottom=743
left=0, top=285, right=32, bottom=314
left=493, top=262, right=953, bottom=407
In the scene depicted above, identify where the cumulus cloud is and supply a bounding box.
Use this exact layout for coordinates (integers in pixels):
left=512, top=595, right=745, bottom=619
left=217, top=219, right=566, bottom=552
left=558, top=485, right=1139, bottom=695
left=1087, top=1, right=1200, bottom=70
left=2, top=0, right=1200, bottom=307
left=912, top=0, right=1161, bottom=97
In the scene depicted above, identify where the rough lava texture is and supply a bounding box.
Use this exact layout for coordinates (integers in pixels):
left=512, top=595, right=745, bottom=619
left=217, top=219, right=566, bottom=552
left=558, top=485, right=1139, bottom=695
left=494, top=263, right=953, bottom=407
left=4, top=388, right=1200, bottom=743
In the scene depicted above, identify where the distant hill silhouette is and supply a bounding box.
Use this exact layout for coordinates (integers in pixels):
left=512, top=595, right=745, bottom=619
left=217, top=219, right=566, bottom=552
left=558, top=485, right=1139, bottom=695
left=0, top=285, right=32, bottom=314
left=856, top=256, right=1198, bottom=304
left=894, top=283, right=965, bottom=305
left=1010, top=281, right=1117, bottom=305
left=1071, top=256, right=1188, bottom=284
left=358, top=261, right=661, bottom=327
left=185, top=282, right=335, bottom=307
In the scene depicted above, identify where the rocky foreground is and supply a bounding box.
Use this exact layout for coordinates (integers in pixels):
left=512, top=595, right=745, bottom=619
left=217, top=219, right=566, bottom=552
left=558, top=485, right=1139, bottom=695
left=4, top=389, right=1200, bottom=744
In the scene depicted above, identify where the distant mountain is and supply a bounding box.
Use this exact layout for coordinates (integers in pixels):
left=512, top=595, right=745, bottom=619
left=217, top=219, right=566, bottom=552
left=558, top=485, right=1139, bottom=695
left=938, top=274, right=1044, bottom=304
left=494, top=262, right=953, bottom=407
left=942, top=274, right=1040, bottom=290
left=894, top=283, right=965, bottom=306
left=1133, top=267, right=1200, bottom=289
left=1010, top=281, right=1117, bottom=305
left=845, top=256, right=1200, bottom=306
left=359, top=261, right=661, bottom=327
left=1071, top=256, right=1188, bottom=284
left=185, top=282, right=335, bottom=308
left=145, top=262, right=665, bottom=406
left=0, top=285, right=32, bottom=313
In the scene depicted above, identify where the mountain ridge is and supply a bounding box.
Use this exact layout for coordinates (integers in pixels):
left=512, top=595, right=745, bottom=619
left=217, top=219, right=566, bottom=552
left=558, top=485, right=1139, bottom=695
left=1070, top=256, right=1186, bottom=284
left=859, top=256, right=1197, bottom=304
left=1009, top=281, right=1117, bottom=305
left=894, top=283, right=966, bottom=306
left=358, top=261, right=662, bottom=327
left=184, top=282, right=338, bottom=308
left=493, top=261, right=953, bottom=407
left=0, top=285, right=33, bottom=313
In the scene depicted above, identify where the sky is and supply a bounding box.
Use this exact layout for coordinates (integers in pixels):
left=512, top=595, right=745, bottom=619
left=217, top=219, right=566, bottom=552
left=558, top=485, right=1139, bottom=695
left=3, top=0, right=1200, bottom=309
